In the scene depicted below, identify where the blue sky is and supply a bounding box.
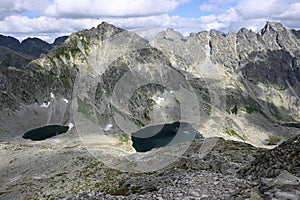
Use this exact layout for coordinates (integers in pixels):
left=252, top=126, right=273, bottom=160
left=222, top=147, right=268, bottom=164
left=0, top=0, right=299, bottom=42
left=22, top=11, right=40, bottom=19
left=170, top=0, right=236, bottom=18
left=169, top=0, right=213, bottom=18
left=21, top=0, right=237, bottom=19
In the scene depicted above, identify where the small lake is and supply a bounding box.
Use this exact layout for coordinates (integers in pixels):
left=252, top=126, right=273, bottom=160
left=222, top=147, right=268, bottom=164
left=22, top=125, right=69, bottom=141
left=131, top=121, right=202, bottom=152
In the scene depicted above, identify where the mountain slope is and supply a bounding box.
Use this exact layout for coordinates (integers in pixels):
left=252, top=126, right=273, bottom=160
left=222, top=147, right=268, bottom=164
left=0, top=22, right=299, bottom=147
left=150, top=21, right=300, bottom=146
left=0, top=46, right=32, bottom=68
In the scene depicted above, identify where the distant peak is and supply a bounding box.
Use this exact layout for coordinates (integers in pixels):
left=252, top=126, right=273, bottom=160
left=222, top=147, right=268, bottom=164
left=238, top=27, right=254, bottom=34
left=64, top=21, right=126, bottom=45
left=98, top=21, right=113, bottom=27
left=21, top=37, right=48, bottom=44
left=260, top=21, right=285, bottom=35
left=96, top=21, right=123, bottom=31
left=156, top=28, right=184, bottom=40
left=266, top=21, right=284, bottom=27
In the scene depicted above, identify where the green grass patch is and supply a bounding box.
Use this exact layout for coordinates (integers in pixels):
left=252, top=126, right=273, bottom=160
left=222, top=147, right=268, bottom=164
left=245, top=106, right=256, bottom=114
left=226, top=104, right=238, bottom=115
left=119, top=134, right=130, bottom=143
left=231, top=104, right=238, bottom=115
left=244, top=96, right=261, bottom=114
left=224, top=128, right=244, bottom=140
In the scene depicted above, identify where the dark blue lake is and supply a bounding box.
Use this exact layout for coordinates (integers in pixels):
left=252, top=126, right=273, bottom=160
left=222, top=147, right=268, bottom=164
left=22, top=125, right=69, bottom=141
left=131, top=121, right=202, bottom=152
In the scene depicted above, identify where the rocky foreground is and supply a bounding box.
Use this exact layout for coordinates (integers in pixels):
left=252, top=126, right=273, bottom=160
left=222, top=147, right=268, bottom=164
left=57, top=136, right=300, bottom=200
left=58, top=135, right=299, bottom=200
left=1, top=134, right=299, bottom=200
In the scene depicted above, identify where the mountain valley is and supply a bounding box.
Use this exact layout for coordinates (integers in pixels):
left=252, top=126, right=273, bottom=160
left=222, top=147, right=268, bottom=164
left=0, top=22, right=299, bottom=199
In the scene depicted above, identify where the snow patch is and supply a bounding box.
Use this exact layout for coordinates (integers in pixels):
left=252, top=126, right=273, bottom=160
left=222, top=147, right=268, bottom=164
left=68, top=123, right=74, bottom=131
left=33, top=174, right=47, bottom=180
left=103, top=124, right=113, bottom=131
left=50, top=92, right=55, bottom=99
left=286, top=80, right=300, bottom=102
left=63, top=98, right=69, bottom=103
left=154, top=97, right=165, bottom=104
left=9, top=175, right=22, bottom=183
left=40, top=102, right=51, bottom=108
left=170, top=90, right=175, bottom=94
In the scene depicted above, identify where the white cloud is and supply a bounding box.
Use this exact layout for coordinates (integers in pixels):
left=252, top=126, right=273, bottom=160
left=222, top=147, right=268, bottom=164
left=210, top=0, right=236, bottom=3
left=199, top=0, right=236, bottom=12
left=0, top=0, right=18, bottom=20
left=0, top=0, right=49, bottom=19
left=0, top=15, right=103, bottom=41
left=233, top=0, right=300, bottom=30
left=0, top=0, right=300, bottom=43
left=0, top=14, right=205, bottom=42
left=197, top=0, right=300, bottom=33
left=236, top=0, right=290, bottom=19
left=44, top=0, right=188, bottom=18
left=278, top=2, right=300, bottom=20
left=199, top=3, right=218, bottom=12
left=0, top=15, right=100, bottom=33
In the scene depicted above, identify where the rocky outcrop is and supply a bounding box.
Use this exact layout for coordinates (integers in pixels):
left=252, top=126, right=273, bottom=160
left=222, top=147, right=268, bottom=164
left=241, top=134, right=300, bottom=179
left=238, top=134, right=300, bottom=199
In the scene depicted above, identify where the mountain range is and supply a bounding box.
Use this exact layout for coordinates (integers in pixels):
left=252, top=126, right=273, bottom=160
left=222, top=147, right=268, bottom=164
left=0, top=22, right=299, bottom=199
left=0, top=35, right=68, bottom=68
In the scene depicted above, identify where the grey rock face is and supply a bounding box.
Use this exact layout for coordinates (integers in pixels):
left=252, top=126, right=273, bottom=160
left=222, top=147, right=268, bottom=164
left=152, top=22, right=300, bottom=145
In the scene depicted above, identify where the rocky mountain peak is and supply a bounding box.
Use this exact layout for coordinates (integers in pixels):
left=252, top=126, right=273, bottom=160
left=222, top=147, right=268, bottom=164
left=53, top=36, right=69, bottom=46
left=260, top=21, right=285, bottom=36
left=237, top=27, right=256, bottom=35
left=96, top=21, right=125, bottom=36
left=81, top=21, right=126, bottom=41
left=258, top=21, right=300, bottom=52
left=0, top=35, right=21, bottom=50
left=156, top=28, right=184, bottom=40
left=53, top=22, right=127, bottom=58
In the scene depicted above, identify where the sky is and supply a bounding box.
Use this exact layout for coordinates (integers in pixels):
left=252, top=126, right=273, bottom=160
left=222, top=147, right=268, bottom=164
left=0, top=0, right=300, bottom=42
